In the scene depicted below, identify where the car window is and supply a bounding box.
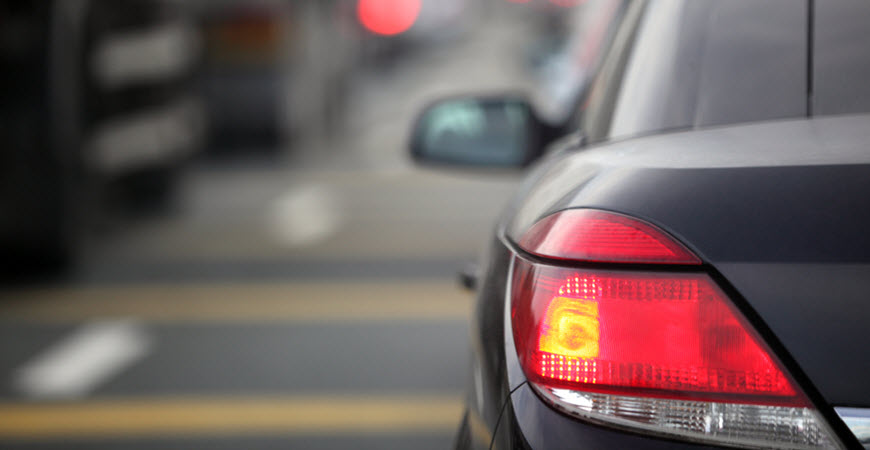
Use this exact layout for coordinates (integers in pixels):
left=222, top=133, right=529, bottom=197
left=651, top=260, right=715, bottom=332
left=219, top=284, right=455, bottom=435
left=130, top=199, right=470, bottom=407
left=580, top=0, right=807, bottom=144
left=814, top=0, right=870, bottom=116
left=531, top=0, right=628, bottom=125
left=576, top=0, right=645, bottom=143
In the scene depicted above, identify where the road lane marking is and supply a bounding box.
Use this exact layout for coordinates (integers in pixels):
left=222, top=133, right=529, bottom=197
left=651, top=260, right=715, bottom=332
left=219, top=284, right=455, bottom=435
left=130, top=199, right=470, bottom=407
left=0, top=281, right=472, bottom=323
left=12, top=321, right=151, bottom=400
left=268, top=183, right=343, bottom=248
left=468, top=409, right=493, bottom=447
left=0, top=394, right=462, bottom=439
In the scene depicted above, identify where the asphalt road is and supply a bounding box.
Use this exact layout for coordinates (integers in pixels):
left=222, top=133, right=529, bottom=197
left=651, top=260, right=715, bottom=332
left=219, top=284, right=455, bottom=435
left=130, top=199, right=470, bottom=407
left=0, top=280, right=470, bottom=449
left=0, top=164, right=516, bottom=450
left=0, top=11, right=532, bottom=448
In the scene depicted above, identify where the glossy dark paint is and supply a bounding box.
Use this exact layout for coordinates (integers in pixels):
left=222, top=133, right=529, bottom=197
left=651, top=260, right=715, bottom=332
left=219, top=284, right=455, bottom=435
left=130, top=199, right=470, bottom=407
left=498, top=116, right=870, bottom=409
left=451, top=0, right=870, bottom=447
left=456, top=117, right=870, bottom=449
left=716, top=263, right=870, bottom=407
left=457, top=234, right=513, bottom=450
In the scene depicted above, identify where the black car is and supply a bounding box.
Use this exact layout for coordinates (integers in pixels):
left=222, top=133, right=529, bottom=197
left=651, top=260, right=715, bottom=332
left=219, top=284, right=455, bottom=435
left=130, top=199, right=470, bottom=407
left=411, top=0, right=870, bottom=448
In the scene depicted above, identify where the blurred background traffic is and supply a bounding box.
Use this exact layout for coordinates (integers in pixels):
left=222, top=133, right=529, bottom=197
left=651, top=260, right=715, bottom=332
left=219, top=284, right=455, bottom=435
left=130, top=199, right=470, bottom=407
left=1, top=0, right=599, bottom=448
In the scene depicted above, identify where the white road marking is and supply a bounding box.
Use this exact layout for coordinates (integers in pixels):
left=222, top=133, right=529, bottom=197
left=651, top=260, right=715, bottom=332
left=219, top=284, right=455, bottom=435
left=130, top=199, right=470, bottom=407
left=267, top=183, right=343, bottom=247
left=12, top=321, right=152, bottom=400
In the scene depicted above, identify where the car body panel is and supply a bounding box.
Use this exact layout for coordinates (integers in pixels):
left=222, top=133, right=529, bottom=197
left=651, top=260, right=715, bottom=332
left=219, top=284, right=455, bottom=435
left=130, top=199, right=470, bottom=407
left=454, top=116, right=870, bottom=447
left=499, top=115, right=870, bottom=409
left=451, top=0, right=870, bottom=447
left=508, top=114, right=870, bottom=254
left=460, top=235, right=515, bottom=449
left=716, top=262, right=870, bottom=407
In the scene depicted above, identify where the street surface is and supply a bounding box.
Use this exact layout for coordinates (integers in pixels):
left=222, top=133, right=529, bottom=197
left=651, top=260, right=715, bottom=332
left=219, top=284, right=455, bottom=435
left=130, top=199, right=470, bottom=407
left=0, top=166, right=517, bottom=450
left=0, top=10, right=533, bottom=449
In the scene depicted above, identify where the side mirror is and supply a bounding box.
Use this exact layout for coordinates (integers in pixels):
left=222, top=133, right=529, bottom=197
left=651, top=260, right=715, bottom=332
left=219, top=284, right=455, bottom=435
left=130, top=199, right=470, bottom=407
left=410, top=95, right=547, bottom=169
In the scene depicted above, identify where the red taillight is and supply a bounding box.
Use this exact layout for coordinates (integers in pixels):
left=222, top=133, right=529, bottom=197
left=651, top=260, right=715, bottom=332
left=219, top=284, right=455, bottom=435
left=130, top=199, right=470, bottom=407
left=519, top=209, right=701, bottom=264
left=511, top=262, right=804, bottom=406
left=510, top=209, right=842, bottom=448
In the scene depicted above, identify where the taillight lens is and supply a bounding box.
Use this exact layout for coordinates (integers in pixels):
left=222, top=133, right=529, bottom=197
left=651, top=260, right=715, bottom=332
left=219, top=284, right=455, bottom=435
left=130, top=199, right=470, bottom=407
left=511, top=209, right=843, bottom=449
left=513, top=264, right=800, bottom=404
left=519, top=209, right=701, bottom=264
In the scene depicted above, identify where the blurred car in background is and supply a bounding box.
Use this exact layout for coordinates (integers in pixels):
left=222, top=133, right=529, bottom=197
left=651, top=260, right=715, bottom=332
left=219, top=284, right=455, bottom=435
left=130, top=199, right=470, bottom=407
left=412, top=0, right=870, bottom=448
left=196, top=0, right=289, bottom=153
left=196, top=0, right=364, bottom=155
left=0, top=0, right=202, bottom=272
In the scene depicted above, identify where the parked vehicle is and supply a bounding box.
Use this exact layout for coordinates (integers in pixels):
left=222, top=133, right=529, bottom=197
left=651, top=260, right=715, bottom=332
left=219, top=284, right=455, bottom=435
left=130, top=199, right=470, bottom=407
left=411, top=0, right=870, bottom=448
left=0, top=0, right=201, bottom=273
left=197, top=0, right=289, bottom=152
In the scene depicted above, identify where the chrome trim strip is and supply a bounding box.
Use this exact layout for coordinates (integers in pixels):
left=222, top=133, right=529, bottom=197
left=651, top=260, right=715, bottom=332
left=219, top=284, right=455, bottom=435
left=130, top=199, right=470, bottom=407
left=835, top=407, right=870, bottom=448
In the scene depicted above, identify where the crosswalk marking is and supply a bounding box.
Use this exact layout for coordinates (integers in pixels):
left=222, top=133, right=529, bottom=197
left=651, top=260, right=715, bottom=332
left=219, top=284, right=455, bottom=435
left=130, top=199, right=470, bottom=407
left=13, top=321, right=151, bottom=400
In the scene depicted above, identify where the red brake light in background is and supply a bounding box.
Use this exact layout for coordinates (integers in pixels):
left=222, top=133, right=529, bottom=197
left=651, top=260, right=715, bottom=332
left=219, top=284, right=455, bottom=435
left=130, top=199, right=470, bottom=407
left=510, top=209, right=843, bottom=449
left=357, top=0, right=421, bottom=36
left=519, top=209, right=701, bottom=264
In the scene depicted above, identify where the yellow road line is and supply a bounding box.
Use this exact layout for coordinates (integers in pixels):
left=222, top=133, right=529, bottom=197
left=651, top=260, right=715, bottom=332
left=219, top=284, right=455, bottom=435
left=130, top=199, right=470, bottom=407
left=468, top=409, right=494, bottom=447
left=0, top=394, right=463, bottom=439
left=0, top=281, right=473, bottom=323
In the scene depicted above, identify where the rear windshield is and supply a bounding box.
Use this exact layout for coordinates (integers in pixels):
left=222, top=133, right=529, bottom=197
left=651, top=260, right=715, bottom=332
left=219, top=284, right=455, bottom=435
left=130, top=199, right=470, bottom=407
left=813, top=0, right=870, bottom=116
left=579, top=0, right=808, bottom=144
